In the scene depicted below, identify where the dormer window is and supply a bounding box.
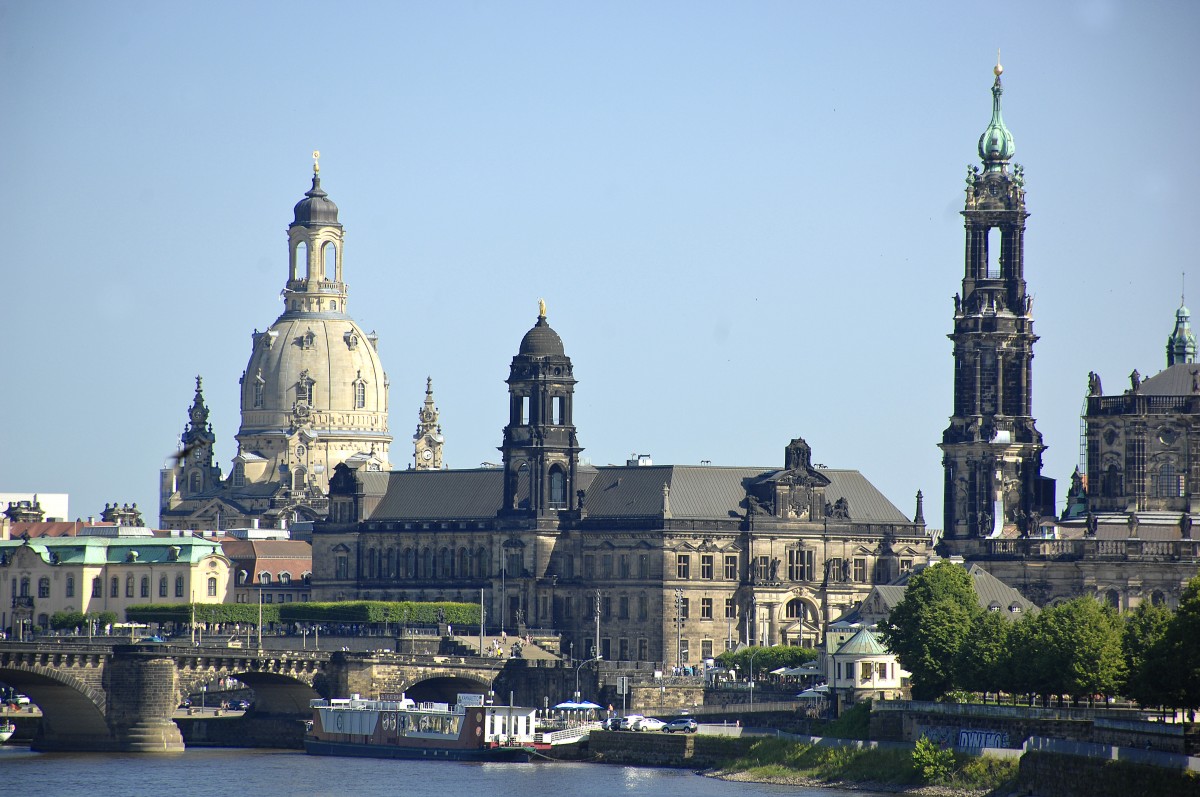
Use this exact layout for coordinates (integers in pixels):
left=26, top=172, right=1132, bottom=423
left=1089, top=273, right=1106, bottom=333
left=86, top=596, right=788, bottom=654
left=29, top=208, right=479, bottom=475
left=260, top=572, right=271, bottom=585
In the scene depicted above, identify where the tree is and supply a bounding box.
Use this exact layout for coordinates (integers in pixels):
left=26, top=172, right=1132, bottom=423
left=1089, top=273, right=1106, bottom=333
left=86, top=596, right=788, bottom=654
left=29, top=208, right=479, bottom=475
left=1122, top=600, right=1172, bottom=706
left=715, top=645, right=817, bottom=675
left=1010, top=597, right=1124, bottom=703
left=881, top=562, right=980, bottom=700
left=1150, top=577, right=1200, bottom=714
left=956, top=609, right=1010, bottom=695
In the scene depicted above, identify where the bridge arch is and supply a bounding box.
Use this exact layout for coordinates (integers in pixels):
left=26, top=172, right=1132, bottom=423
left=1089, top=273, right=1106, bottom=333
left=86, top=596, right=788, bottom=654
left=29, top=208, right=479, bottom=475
left=0, top=661, right=110, bottom=746
left=400, top=672, right=493, bottom=704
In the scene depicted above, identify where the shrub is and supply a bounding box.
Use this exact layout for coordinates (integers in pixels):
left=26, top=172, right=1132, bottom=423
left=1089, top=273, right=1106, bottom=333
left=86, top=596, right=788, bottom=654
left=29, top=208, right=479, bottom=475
left=912, top=735, right=955, bottom=784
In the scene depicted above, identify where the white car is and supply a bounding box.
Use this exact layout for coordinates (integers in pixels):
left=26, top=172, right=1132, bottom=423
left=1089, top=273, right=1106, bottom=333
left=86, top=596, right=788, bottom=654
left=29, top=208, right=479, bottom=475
left=634, top=717, right=666, bottom=732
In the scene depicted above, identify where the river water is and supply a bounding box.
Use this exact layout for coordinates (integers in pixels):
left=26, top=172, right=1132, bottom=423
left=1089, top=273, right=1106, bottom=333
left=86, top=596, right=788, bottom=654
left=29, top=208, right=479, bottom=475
left=0, top=746, right=888, bottom=796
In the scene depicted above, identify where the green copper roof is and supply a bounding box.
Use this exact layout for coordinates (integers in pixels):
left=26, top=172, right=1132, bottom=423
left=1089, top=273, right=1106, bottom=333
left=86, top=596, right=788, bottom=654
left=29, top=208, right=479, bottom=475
left=833, top=628, right=889, bottom=657
left=978, top=63, right=1015, bottom=171
left=1167, top=304, right=1197, bottom=366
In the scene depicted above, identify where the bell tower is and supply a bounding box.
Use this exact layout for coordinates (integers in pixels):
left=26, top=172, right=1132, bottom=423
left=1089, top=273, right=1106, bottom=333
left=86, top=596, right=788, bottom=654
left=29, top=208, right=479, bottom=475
left=500, top=300, right=583, bottom=517
left=941, top=60, right=1054, bottom=545
left=413, top=377, right=444, bottom=470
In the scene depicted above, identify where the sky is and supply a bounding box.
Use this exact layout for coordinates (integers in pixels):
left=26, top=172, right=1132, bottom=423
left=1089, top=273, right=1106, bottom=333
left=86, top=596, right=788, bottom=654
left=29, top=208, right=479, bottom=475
left=1, top=1, right=1197, bottom=528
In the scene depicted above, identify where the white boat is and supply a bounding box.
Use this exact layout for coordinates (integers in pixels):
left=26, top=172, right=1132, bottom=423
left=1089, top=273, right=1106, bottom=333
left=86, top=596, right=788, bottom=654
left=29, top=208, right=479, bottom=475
left=0, top=720, right=15, bottom=743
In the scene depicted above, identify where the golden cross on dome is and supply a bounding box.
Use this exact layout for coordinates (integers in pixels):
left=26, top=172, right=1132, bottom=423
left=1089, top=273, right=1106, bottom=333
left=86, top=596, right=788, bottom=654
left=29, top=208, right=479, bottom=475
left=312, top=150, right=320, bottom=174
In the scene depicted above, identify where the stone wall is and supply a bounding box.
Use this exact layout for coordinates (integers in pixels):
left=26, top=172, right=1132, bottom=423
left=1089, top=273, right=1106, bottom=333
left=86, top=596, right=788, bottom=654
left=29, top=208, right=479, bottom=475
left=589, top=729, right=756, bottom=768
left=1018, top=749, right=1200, bottom=797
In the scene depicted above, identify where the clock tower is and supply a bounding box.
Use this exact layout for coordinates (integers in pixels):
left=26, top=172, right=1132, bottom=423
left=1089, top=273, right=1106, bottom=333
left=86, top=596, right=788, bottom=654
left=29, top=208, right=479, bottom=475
left=413, top=377, right=444, bottom=470
left=940, top=61, right=1055, bottom=548
left=179, top=376, right=221, bottom=497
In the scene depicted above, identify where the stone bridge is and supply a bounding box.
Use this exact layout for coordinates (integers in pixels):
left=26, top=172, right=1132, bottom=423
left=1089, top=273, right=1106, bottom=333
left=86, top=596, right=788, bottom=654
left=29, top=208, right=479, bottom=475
left=0, top=640, right=576, bottom=752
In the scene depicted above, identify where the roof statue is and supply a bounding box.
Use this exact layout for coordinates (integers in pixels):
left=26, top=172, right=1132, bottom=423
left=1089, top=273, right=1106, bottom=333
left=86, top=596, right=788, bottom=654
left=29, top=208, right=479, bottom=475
left=538, top=297, right=546, bottom=318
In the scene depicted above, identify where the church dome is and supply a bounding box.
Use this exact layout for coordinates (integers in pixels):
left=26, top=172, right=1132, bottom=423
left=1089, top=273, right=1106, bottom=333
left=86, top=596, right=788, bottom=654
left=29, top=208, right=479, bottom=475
left=518, top=313, right=566, bottom=358
left=239, top=315, right=388, bottom=434
left=292, top=175, right=341, bottom=228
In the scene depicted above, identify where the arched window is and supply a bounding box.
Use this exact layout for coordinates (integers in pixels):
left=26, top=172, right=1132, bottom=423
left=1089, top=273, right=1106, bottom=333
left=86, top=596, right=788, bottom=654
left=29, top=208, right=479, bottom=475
left=207, top=577, right=217, bottom=597
left=458, top=548, right=469, bottom=579
left=440, top=547, right=452, bottom=578
left=549, top=468, right=566, bottom=508
left=160, top=576, right=168, bottom=597
left=386, top=548, right=395, bottom=579
left=329, top=300, right=337, bottom=310
left=294, top=241, right=308, bottom=280
left=354, top=381, right=366, bottom=409
left=260, top=572, right=272, bottom=585
left=322, top=241, right=337, bottom=280
left=1105, top=589, right=1120, bottom=609
left=110, top=576, right=119, bottom=597
left=233, top=462, right=246, bottom=487
left=1154, top=463, right=1184, bottom=498
left=475, top=547, right=489, bottom=579
left=279, top=572, right=291, bottom=585
left=19, top=577, right=30, bottom=596
left=93, top=577, right=103, bottom=598
left=189, top=471, right=202, bottom=493
left=422, top=548, right=433, bottom=579
left=66, top=576, right=75, bottom=598
left=175, top=575, right=184, bottom=597
left=253, top=382, right=264, bottom=409
left=986, top=227, right=1001, bottom=279
left=368, top=548, right=377, bottom=579
left=401, top=548, right=414, bottom=579
left=298, top=378, right=314, bottom=405
left=38, top=577, right=50, bottom=598
left=1103, top=464, right=1123, bottom=498
left=785, top=598, right=808, bottom=619
left=141, top=576, right=150, bottom=598
left=126, top=575, right=135, bottom=597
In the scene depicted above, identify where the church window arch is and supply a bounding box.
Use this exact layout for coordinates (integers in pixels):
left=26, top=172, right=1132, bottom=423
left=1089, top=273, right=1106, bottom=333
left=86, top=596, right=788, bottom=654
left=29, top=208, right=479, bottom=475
left=1152, top=462, right=1184, bottom=498
left=141, top=576, right=150, bottom=598
left=322, top=241, right=337, bottom=281
left=207, top=577, right=217, bottom=597
left=986, top=227, right=1001, bottom=279
left=293, top=241, right=308, bottom=281
left=38, top=577, right=50, bottom=598
left=353, top=379, right=366, bottom=409
left=549, top=467, right=567, bottom=509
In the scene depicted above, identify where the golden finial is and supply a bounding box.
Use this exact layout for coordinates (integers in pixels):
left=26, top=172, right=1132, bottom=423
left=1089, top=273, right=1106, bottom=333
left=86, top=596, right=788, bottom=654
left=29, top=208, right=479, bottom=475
left=538, top=297, right=547, bottom=318
left=312, top=150, right=321, bottom=175
left=994, top=49, right=1003, bottom=77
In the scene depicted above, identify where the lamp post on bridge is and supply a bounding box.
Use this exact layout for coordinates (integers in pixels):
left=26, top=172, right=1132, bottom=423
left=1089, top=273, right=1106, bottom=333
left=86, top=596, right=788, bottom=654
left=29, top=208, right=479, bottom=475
left=574, top=655, right=601, bottom=702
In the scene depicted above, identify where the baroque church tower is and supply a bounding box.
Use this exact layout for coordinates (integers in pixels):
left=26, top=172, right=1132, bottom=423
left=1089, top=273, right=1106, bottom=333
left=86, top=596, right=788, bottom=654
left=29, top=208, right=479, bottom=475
left=160, top=156, right=391, bottom=530
left=412, top=377, right=444, bottom=469
left=941, top=63, right=1054, bottom=547
left=500, top=300, right=583, bottom=518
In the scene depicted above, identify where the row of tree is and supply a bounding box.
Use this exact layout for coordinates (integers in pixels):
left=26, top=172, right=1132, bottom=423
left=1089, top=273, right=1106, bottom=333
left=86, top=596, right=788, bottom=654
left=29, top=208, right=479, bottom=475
left=880, top=562, right=1200, bottom=710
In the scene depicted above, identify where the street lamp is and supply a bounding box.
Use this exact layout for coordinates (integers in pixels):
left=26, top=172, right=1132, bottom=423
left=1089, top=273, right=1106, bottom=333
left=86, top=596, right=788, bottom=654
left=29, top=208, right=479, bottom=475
left=574, top=655, right=601, bottom=702
left=748, top=647, right=761, bottom=713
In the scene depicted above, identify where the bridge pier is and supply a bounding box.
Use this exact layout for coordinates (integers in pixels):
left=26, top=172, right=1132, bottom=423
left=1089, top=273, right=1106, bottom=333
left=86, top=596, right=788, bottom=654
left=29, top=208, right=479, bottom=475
left=100, top=646, right=185, bottom=752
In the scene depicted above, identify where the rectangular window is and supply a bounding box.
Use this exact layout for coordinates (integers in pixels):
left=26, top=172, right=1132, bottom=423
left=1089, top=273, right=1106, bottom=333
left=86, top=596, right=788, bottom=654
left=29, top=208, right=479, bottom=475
left=111, top=577, right=119, bottom=598
left=159, top=577, right=168, bottom=598
left=175, top=576, right=184, bottom=598
left=754, top=555, right=770, bottom=582
left=565, top=555, right=575, bottom=579
left=701, top=554, right=713, bottom=580
left=619, top=554, right=630, bottom=579
left=584, top=555, right=595, bottom=579
left=637, top=638, right=648, bottom=661
left=860, top=662, right=872, bottom=683
left=602, top=555, right=613, bottom=579
left=637, top=595, right=648, bottom=620
left=618, top=638, right=629, bottom=661
left=564, top=597, right=573, bottom=619
left=141, top=578, right=150, bottom=598
left=853, top=558, right=867, bottom=583
left=724, top=555, right=738, bottom=580
left=601, top=637, right=611, bottom=660
left=724, top=598, right=735, bottom=619
left=676, top=554, right=690, bottom=579
left=618, top=595, right=629, bottom=619
left=788, top=548, right=814, bottom=581
left=828, top=557, right=844, bottom=582
left=701, top=639, right=713, bottom=659
left=66, top=577, right=75, bottom=598
left=700, top=597, right=713, bottom=619
left=126, top=576, right=134, bottom=598
left=638, top=554, right=649, bottom=579
left=265, top=593, right=274, bottom=604
left=679, top=598, right=690, bottom=619
left=680, top=638, right=690, bottom=662
left=602, top=596, right=612, bottom=621
left=93, top=578, right=102, bottom=598
left=336, top=556, right=349, bottom=580
left=38, top=579, right=50, bottom=599
left=900, top=559, right=913, bottom=574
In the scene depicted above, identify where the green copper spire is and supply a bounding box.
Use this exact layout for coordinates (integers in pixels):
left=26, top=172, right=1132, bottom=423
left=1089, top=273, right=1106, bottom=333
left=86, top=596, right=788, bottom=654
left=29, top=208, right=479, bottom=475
left=978, top=54, right=1015, bottom=172
left=1168, top=299, right=1197, bottom=367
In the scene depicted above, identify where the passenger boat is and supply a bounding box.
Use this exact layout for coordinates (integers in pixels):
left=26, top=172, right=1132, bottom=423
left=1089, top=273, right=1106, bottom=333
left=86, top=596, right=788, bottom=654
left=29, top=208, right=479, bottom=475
left=304, top=693, right=539, bottom=762
left=0, top=720, right=15, bottom=743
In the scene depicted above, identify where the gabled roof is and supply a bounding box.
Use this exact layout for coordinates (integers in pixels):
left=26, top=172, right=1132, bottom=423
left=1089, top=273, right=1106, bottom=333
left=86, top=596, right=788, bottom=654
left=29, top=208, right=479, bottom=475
left=1138, top=363, right=1197, bottom=397
left=370, top=469, right=506, bottom=520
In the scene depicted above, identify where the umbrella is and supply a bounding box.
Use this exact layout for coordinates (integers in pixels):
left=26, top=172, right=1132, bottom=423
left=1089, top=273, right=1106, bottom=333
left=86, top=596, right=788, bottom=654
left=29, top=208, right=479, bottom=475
left=576, top=701, right=602, bottom=709
left=553, top=701, right=583, bottom=710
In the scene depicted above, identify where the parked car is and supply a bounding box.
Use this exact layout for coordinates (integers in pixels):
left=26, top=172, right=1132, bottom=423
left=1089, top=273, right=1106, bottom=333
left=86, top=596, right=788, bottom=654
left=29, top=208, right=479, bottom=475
left=633, top=717, right=666, bottom=732
left=178, top=698, right=192, bottom=709
left=228, top=699, right=251, bottom=711
left=662, top=717, right=698, bottom=733
left=616, top=714, right=644, bottom=731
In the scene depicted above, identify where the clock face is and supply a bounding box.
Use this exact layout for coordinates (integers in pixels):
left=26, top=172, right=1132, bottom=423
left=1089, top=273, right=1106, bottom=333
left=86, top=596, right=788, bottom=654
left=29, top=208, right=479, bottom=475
left=421, top=448, right=433, bottom=461
left=192, top=448, right=204, bottom=462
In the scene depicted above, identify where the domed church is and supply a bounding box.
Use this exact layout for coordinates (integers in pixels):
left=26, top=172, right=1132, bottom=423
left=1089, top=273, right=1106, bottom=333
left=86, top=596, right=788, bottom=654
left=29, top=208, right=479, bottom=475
left=159, top=157, right=392, bottom=530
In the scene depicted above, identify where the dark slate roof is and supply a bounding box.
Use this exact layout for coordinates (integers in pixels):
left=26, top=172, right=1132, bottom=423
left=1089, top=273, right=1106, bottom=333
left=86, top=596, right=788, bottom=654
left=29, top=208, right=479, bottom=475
left=1138, top=363, right=1198, bottom=396
left=292, top=174, right=340, bottom=227
left=370, top=469, right=505, bottom=520
left=364, top=463, right=911, bottom=524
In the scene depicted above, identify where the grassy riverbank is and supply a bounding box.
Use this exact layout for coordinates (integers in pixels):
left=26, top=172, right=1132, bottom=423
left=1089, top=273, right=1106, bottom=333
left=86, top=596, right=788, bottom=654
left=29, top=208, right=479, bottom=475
left=714, top=738, right=1018, bottom=796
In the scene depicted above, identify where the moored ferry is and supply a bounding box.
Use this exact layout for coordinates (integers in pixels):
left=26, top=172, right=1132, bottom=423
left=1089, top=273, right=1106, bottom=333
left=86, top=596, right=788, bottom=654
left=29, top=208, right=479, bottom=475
left=304, top=693, right=540, bottom=762
left=0, top=719, right=15, bottom=743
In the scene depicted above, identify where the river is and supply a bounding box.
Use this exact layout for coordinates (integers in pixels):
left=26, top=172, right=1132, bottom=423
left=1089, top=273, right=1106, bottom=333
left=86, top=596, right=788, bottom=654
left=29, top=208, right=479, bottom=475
left=0, top=746, right=889, bottom=796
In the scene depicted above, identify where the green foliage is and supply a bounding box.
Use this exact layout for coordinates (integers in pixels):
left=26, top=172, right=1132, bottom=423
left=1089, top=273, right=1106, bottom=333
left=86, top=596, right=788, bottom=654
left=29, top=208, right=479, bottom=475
left=715, top=644, right=817, bottom=674
left=812, top=699, right=871, bottom=740
left=276, top=600, right=480, bottom=625
left=881, top=563, right=980, bottom=700
left=126, top=603, right=281, bottom=625
left=912, top=735, right=954, bottom=783
left=1145, top=577, right=1200, bottom=711
left=50, top=610, right=87, bottom=630
left=92, top=611, right=117, bottom=628
left=956, top=609, right=1011, bottom=694
left=1010, top=597, right=1125, bottom=700
left=1122, top=600, right=1172, bottom=705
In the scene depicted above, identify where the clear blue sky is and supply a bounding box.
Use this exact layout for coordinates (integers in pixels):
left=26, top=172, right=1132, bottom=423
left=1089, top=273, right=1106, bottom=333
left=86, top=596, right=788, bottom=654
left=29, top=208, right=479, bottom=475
left=2, top=1, right=1196, bottom=527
